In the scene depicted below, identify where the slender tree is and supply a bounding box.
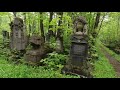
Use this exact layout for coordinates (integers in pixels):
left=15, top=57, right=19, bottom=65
left=28, top=13, right=32, bottom=35
left=94, top=12, right=101, bottom=29
left=92, top=12, right=101, bottom=38
left=40, top=12, right=45, bottom=43
left=56, top=12, right=64, bottom=53
left=46, top=12, right=54, bottom=42
left=97, top=12, right=107, bottom=36
left=23, top=12, right=27, bottom=31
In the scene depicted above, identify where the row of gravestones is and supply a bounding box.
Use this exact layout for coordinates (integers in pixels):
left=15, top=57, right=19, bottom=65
left=8, top=16, right=92, bottom=78
left=9, top=17, right=51, bottom=65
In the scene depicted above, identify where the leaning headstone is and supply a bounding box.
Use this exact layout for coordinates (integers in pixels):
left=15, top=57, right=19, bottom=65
left=62, top=16, right=92, bottom=78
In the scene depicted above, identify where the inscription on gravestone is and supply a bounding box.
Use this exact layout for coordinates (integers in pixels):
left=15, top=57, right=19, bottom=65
left=73, top=44, right=86, bottom=55
left=70, top=34, right=88, bottom=67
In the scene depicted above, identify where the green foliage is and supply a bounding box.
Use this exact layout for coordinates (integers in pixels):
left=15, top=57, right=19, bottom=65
left=99, top=12, right=120, bottom=52
left=0, top=55, right=78, bottom=78
left=92, top=41, right=116, bottom=78
left=0, top=40, right=11, bottom=58
left=88, top=35, right=99, bottom=62
left=0, top=12, right=120, bottom=78
left=40, top=52, right=67, bottom=70
left=0, top=38, right=78, bottom=78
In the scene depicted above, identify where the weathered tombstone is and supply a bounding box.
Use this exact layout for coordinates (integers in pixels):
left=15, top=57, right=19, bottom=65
left=9, top=17, right=28, bottom=51
left=2, top=30, right=9, bottom=39
left=2, top=30, right=9, bottom=46
left=70, top=34, right=88, bottom=67
left=24, top=35, right=46, bottom=65
left=62, top=16, right=92, bottom=78
left=8, top=17, right=29, bottom=63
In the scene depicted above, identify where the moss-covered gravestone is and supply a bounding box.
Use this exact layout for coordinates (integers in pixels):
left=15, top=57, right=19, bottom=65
left=9, top=17, right=28, bottom=63
left=2, top=30, right=9, bottom=47
left=24, top=35, right=52, bottom=65
left=9, top=17, right=28, bottom=51
left=62, top=16, right=92, bottom=78
left=2, top=30, right=9, bottom=40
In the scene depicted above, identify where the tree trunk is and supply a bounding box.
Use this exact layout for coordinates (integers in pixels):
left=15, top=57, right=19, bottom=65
left=32, top=20, right=36, bottom=33
left=56, top=12, right=64, bottom=53
left=23, top=12, right=27, bottom=32
left=46, top=12, right=54, bottom=42
left=29, top=24, right=31, bottom=35
left=94, top=12, right=101, bottom=29
left=49, top=12, right=53, bottom=29
left=28, top=13, right=31, bottom=35
left=40, top=12, right=45, bottom=43
left=92, top=12, right=101, bottom=38
left=91, top=12, right=97, bottom=33
left=97, top=12, right=107, bottom=36
left=88, top=12, right=92, bottom=35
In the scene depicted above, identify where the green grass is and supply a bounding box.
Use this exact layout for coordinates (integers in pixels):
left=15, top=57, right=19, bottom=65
left=0, top=56, right=79, bottom=78
left=92, top=41, right=116, bottom=78
left=0, top=37, right=79, bottom=78
left=0, top=37, right=118, bottom=78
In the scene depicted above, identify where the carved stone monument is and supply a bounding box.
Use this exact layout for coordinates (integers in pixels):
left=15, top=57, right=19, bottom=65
left=70, top=34, right=88, bottom=67
left=9, top=17, right=28, bottom=51
left=24, top=35, right=46, bottom=65
left=62, top=16, right=92, bottom=78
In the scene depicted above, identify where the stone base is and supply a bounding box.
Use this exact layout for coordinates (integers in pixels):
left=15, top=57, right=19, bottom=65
left=24, top=50, right=42, bottom=65
left=61, top=62, right=93, bottom=78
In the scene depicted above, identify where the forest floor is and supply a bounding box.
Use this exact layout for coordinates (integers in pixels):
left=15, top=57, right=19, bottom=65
left=101, top=46, right=120, bottom=78
left=0, top=37, right=120, bottom=78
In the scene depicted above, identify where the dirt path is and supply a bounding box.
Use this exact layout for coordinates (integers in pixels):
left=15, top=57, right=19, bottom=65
left=101, top=46, right=120, bottom=77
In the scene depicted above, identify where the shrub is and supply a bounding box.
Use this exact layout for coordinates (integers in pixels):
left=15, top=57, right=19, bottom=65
left=40, top=52, right=68, bottom=70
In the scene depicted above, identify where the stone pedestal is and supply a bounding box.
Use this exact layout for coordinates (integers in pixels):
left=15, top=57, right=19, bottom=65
left=25, top=49, right=43, bottom=65
left=62, top=34, right=92, bottom=77
left=24, top=35, right=46, bottom=65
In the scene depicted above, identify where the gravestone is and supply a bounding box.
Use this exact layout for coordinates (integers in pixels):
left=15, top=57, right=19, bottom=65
left=70, top=34, right=88, bottom=67
left=2, top=30, right=9, bottom=39
left=2, top=30, right=9, bottom=46
left=62, top=16, right=92, bottom=78
left=24, top=35, right=46, bottom=65
left=9, top=17, right=28, bottom=51
left=8, top=17, right=29, bottom=63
